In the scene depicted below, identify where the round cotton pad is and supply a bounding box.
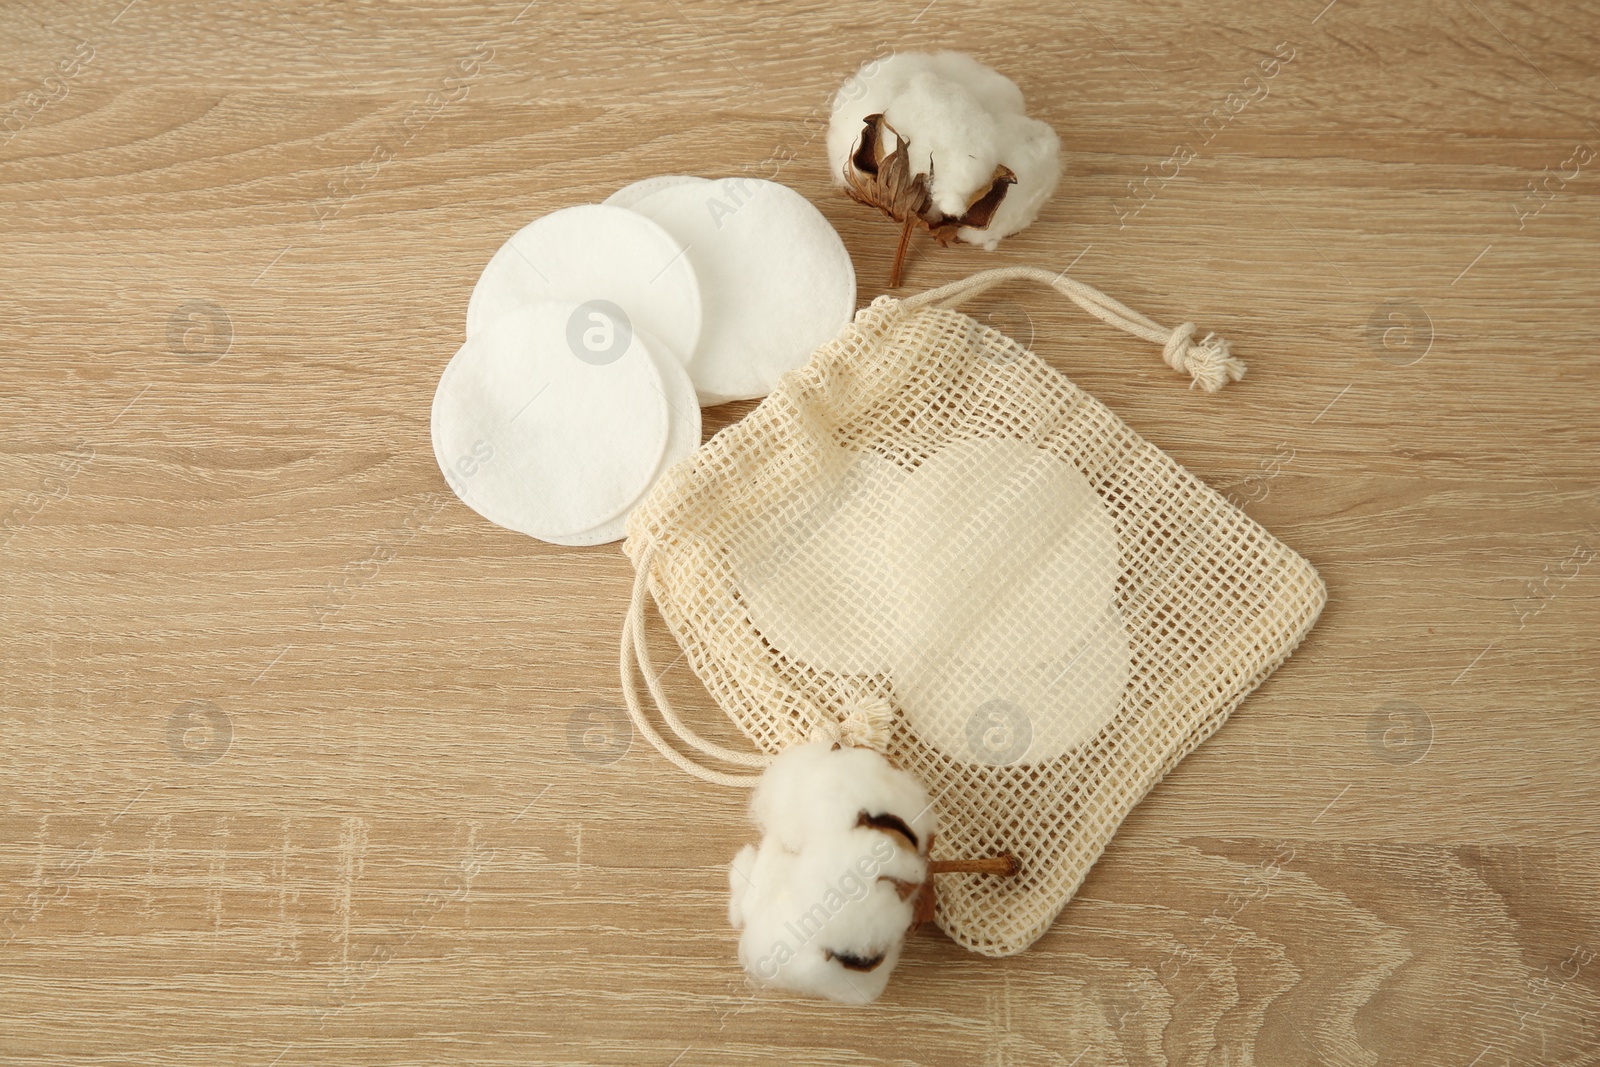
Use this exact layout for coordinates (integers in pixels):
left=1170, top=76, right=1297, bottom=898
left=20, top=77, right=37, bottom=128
left=604, top=174, right=708, bottom=211
left=432, top=300, right=671, bottom=543
left=541, top=326, right=702, bottom=547
left=886, top=438, right=1132, bottom=765
left=627, top=177, right=856, bottom=405
left=465, top=204, right=702, bottom=369
left=728, top=447, right=910, bottom=674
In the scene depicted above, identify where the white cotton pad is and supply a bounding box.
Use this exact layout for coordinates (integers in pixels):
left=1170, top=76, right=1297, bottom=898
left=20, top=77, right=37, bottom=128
left=887, top=437, right=1132, bottom=765
left=465, top=204, right=702, bottom=370
left=431, top=300, right=672, bottom=543
left=603, top=174, right=708, bottom=210
left=540, top=326, right=701, bottom=547
left=894, top=615, right=1132, bottom=767
left=626, top=177, right=856, bottom=405
left=728, top=448, right=910, bottom=675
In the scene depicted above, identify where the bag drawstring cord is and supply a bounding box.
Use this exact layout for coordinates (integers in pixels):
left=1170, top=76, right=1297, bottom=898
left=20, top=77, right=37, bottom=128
left=903, top=265, right=1246, bottom=393
left=620, top=264, right=1245, bottom=787
left=621, top=550, right=766, bottom=787
left=622, top=546, right=895, bottom=786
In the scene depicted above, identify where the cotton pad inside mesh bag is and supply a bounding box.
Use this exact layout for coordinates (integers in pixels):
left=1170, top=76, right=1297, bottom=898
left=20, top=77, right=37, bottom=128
left=620, top=266, right=1326, bottom=956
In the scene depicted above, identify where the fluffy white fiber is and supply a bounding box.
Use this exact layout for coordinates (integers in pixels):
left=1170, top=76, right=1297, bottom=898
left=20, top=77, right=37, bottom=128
left=627, top=177, right=856, bottom=405
left=750, top=740, right=937, bottom=855
left=827, top=51, right=1061, bottom=250
left=727, top=741, right=937, bottom=1004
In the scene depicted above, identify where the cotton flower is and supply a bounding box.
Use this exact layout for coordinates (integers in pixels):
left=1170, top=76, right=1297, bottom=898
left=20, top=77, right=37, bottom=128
left=750, top=738, right=938, bottom=854
left=727, top=741, right=936, bottom=1004
left=828, top=51, right=1061, bottom=265
left=728, top=829, right=926, bottom=1004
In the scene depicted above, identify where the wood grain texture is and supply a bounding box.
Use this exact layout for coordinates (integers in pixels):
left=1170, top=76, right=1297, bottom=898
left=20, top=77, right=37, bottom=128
left=2, top=0, right=1598, bottom=1063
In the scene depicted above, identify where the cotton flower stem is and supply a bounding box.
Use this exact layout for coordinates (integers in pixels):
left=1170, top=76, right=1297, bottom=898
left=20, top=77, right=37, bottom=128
left=890, top=213, right=916, bottom=288
left=927, top=852, right=1019, bottom=878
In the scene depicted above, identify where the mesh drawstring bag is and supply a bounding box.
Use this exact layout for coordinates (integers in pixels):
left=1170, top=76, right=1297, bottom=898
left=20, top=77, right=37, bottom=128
left=620, top=265, right=1326, bottom=956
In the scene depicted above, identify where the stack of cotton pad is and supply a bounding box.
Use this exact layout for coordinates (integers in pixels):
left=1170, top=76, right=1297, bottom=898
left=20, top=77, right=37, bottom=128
left=432, top=176, right=857, bottom=546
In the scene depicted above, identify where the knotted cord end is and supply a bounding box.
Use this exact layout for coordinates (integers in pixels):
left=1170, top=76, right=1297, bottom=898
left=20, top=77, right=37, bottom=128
left=1162, top=322, right=1247, bottom=393
left=808, top=695, right=895, bottom=751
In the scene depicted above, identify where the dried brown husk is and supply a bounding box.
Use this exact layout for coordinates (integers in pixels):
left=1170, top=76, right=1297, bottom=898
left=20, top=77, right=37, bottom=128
left=868, top=823, right=1018, bottom=935
left=841, top=113, right=1017, bottom=287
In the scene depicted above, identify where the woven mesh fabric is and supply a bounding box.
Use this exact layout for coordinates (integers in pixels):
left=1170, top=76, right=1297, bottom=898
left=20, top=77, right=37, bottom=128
left=623, top=290, right=1326, bottom=957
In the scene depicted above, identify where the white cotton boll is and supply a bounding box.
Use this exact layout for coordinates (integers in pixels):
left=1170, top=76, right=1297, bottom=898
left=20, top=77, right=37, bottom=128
left=808, top=749, right=939, bottom=858
left=884, top=72, right=1007, bottom=219
left=827, top=50, right=1061, bottom=251
left=730, top=832, right=920, bottom=1004
left=728, top=843, right=759, bottom=929
left=922, top=51, right=1026, bottom=116
left=729, top=744, right=944, bottom=1003
left=818, top=825, right=928, bottom=899
left=958, top=112, right=1061, bottom=250
left=825, top=52, right=937, bottom=183
left=825, top=52, right=1025, bottom=187
left=749, top=741, right=938, bottom=856
left=746, top=740, right=835, bottom=847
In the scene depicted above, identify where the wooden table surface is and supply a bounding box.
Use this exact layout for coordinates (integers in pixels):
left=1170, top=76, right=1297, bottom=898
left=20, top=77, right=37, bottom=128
left=3, top=1, right=1598, bottom=1064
